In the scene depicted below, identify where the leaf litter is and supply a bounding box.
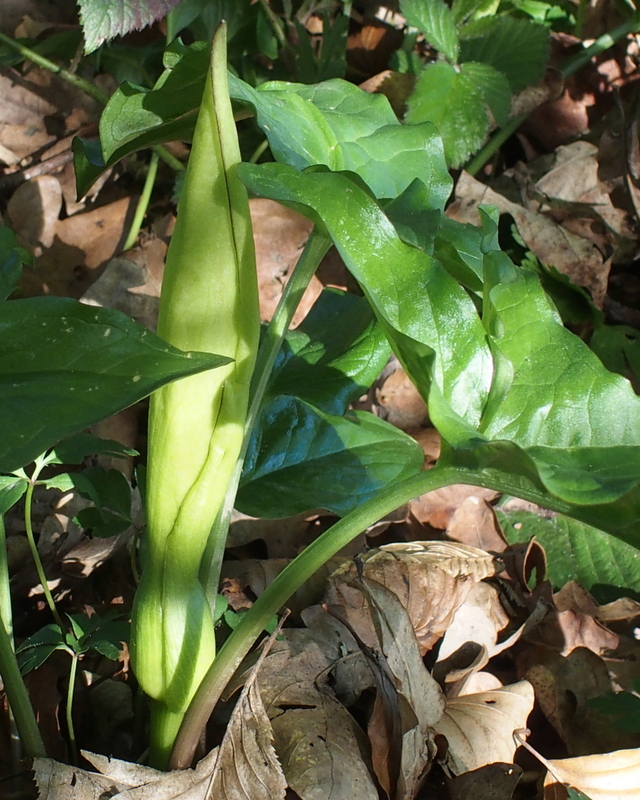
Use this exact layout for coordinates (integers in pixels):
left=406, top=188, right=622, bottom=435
left=2, top=4, right=640, bottom=800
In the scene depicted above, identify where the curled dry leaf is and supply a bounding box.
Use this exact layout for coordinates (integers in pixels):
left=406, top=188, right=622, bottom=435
left=544, top=747, right=640, bottom=800
left=356, top=577, right=445, bottom=800
left=34, top=747, right=220, bottom=800
left=325, top=541, right=500, bottom=655
left=433, top=681, right=535, bottom=776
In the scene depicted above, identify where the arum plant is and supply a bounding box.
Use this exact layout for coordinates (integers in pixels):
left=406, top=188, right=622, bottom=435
left=129, top=25, right=260, bottom=767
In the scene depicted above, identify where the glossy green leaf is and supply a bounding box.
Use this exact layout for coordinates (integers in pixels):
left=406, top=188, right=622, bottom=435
left=16, top=624, right=67, bottom=674
left=401, top=0, right=459, bottom=62
left=72, top=466, right=132, bottom=518
left=269, top=288, right=390, bottom=416
left=405, top=61, right=509, bottom=167
left=590, top=325, right=640, bottom=384
left=0, top=475, right=27, bottom=516
left=480, top=251, right=640, bottom=505
left=0, top=297, right=231, bottom=472
left=451, top=0, right=498, bottom=24
left=238, top=397, right=424, bottom=518
left=231, top=75, right=451, bottom=200
left=92, top=44, right=451, bottom=201
left=498, top=509, right=640, bottom=602
left=459, top=15, right=550, bottom=91
left=239, top=162, right=492, bottom=443
left=101, top=40, right=207, bottom=161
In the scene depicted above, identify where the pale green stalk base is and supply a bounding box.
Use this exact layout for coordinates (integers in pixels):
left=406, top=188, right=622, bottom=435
left=150, top=703, right=186, bottom=770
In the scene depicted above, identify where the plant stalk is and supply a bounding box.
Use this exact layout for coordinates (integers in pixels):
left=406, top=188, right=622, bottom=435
left=23, top=482, right=64, bottom=631
left=123, top=151, right=160, bottom=251
left=172, top=461, right=576, bottom=768
left=66, top=653, right=79, bottom=765
left=0, top=615, right=46, bottom=759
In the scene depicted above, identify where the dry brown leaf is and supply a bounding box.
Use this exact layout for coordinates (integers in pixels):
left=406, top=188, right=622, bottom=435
left=271, top=692, right=378, bottom=800
left=19, top=197, right=133, bottom=298
left=227, top=625, right=377, bottom=800
left=433, top=681, right=535, bottom=775
left=0, top=65, right=94, bottom=161
left=34, top=747, right=219, bottom=800
left=325, top=542, right=496, bottom=655
left=446, top=496, right=509, bottom=553
left=410, top=484, right=499, bottom=530
left=357, top=577, right=445, bottom=799
left=250, top=198, right=321, bottom=325
left=7, top=175, right=63, bottom=252
left=450, top=171, right=610, bottom=307
left=210, top=674, right=287, bottom=800
left=535, top=141, right=637, bottom=259
left=375, top=367, right=428, bottom=432
left=81, top=256, right=160, bottom=331
left=325, top=541, right=499, bottom=656
left=544, top=747, right=640, bottom=800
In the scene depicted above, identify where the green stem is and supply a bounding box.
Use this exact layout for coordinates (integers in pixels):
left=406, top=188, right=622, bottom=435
left=466, top=114, right=527, bottom=177
left=249, top=138, right=270, bottom=164
left=0, top=615, right=46, bottom=759
left=23, top=482, right=64, bottom=631
left=465, top=11, right=640, bottom=176
left=123, top=151, right=160, bottom=251
left=0, top=31, right=183, bottom=172
left=149, top=702, right=185, bottom=769
left=174, top=461, right=572, bottom=768
left=173, top=459, right=580, bottom=768
left=66, top=653, right=79, bottom=765
left=0, top=516, right=13, bottom=644
left=248, top=228, right=331, bottom=429
left=574, top=0, right=588, bottom=39
left=258, top=0, right=287, bottom=47
left=561, top=11, right=640, bottom=79
left=199, top=228, right=332, bottom=607
left=0, top=515, right=21, bottom=769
